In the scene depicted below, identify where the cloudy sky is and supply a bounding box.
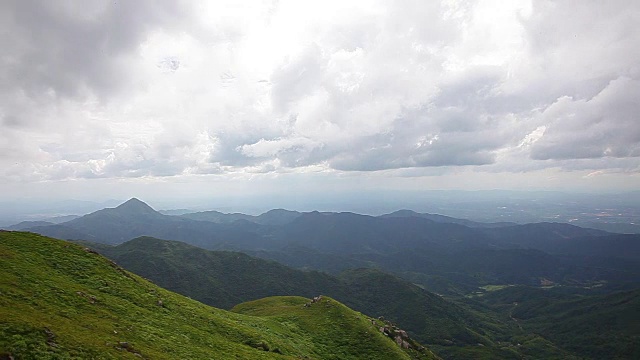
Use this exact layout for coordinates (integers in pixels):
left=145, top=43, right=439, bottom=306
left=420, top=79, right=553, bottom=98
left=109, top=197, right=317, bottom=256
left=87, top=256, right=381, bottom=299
left=1, top=0, right=639, bottom=204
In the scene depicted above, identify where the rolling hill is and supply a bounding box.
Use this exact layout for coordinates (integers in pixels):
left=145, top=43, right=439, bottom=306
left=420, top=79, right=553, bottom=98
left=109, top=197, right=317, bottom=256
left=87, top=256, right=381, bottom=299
left=86, top=236, right=577, bottom=359
left=0, top=231, right=436, bottom=359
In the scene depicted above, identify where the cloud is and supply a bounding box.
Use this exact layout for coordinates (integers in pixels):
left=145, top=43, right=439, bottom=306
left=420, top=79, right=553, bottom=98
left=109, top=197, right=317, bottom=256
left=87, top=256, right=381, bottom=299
left=531, top=77, right=640, bottom=160
left=1, top=0, right=188, bottom=102
left=0, top=0, right=639, bottom=190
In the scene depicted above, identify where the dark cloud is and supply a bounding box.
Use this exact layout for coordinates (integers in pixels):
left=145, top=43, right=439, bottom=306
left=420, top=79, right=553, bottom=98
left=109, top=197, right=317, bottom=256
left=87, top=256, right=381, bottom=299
left=1, top=115, right=21, bottom=128
left=328, top=113, right=502, bottom=171
left=0, top=0, right=188, bottom=102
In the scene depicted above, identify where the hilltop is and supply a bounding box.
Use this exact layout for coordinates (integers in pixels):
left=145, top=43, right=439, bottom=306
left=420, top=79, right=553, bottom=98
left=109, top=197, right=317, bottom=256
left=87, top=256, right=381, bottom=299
left=232, top=296, right=439, bottom=360
left=0, top=231, right=436, bottom=359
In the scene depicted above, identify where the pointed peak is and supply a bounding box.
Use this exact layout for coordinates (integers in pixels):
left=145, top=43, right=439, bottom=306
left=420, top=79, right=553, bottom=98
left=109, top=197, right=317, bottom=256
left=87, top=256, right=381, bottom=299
left=114, top=198, right=158, bottom=214
left=117, top=197, right=148, bottom=207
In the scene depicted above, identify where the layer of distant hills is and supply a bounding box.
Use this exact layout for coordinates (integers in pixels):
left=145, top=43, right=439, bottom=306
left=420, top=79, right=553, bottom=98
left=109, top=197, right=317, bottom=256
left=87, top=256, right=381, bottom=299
left=2, top=198, right=639, bottom=359
left=10, top=198, right=639, bottom=292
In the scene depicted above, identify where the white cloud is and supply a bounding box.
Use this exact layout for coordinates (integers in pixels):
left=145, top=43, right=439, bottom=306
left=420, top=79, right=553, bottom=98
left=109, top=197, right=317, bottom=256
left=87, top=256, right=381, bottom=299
left=531, top=77, right=640, bottom=160
left=0, top=0, right=639, bottom=195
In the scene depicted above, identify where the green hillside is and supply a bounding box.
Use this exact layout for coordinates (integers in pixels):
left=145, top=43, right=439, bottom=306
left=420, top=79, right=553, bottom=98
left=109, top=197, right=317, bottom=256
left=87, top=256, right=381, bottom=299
left=85, top=236, right=598, bottom=359
left=232, top=296, right=439, bottom=360
left=86, top=237, right=528, bottom=357
left=475, top=285, right=640, bottom=359
left=88, top=236, right=346, bottom=310
left=0, top=231, right=436, bottom=359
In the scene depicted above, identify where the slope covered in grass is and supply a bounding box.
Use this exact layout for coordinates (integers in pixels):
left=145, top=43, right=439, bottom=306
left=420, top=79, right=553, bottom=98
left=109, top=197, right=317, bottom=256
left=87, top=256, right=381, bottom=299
left=0, top=231, right=433, bottom=359
left=87, top=237, right=521, bottom=354
left=85, top=236, right=585, bottom=359
left=232, top=296, right=439, bottom=360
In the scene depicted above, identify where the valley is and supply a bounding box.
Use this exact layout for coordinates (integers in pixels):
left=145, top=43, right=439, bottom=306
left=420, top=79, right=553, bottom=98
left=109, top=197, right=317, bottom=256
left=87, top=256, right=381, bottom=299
left=2, top=198, right=639, bottom=359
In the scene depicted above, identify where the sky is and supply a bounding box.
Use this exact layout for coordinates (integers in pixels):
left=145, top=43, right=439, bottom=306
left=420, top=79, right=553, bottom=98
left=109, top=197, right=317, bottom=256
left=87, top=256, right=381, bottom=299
left=1, top=0, right=639, bottom=206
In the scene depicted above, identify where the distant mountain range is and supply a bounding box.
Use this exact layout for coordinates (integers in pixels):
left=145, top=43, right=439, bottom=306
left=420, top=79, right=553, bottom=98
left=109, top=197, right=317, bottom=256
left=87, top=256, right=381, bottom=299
left=180, top=208, right=301, bottom=225
left=9, top=198, right=640, bottom=294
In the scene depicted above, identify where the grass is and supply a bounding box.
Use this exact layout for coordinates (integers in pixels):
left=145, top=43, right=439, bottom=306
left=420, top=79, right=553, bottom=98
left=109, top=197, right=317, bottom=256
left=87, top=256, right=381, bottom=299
left=0, top=231, right=436, bottom=359
left=232, top=296, right=439, bottom=360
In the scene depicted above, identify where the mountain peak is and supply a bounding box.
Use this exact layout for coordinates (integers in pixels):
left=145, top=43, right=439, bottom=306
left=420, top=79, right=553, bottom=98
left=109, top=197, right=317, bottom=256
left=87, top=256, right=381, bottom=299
left=114, top=198, right=158, bottom=215
left=389, top=210, right=420, bottom=216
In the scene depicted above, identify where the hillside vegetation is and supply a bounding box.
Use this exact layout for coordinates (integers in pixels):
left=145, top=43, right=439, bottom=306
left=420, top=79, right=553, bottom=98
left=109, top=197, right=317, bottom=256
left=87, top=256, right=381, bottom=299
left=9, top=198, right=640, bottom=359
left=86, top=236, right=575, bottom=359
left=0, top=231, right=436, bottom=359
left=473, top=285, right=640, bottom=359
left=232, top=296, right=439, bottom=360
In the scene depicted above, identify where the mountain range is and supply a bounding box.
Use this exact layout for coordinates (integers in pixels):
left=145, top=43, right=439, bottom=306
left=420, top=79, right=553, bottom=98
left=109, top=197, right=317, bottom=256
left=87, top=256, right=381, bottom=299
left=15, top=198, right=639, bottom=293
left=3, top=198, right=639, bottom=359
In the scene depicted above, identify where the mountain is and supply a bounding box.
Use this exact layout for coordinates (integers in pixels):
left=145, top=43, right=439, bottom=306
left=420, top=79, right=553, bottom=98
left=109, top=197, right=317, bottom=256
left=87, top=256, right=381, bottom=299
left=30, top=198, right=261, bottom=247
left=0, top=231, right=436, bottom=359
left=92, top=236, right=345, bottom=310
left=86, top=236, right=576, bottom=359
left=159, top=208, right=192, bottom=215
left=3, top=216, right=80, bottom=231
left=4, top=220, right=54, bottom=230
left=27, top=198, right=627, bottom=256
left=47, top=214, right=81, bottom=223
left=180, top=210, right=254, bottom=223
left=254, top=209, right=302, bottom=225
left=479, top=222, right=610, bottom=250
left=26, top=223, right=99, bottom=242
left=539, top=233, right=640, bottom=259
left=111, top=197, right=159, bottom=216
left=379, top=210, right=515, bottom=228
left=10, top=193, right=640, bottom=359
left=180, top=208, right=301, bottom=225
left=267, top=211, right=492, bottom=254
left=25, top=199, right=640, bottom=293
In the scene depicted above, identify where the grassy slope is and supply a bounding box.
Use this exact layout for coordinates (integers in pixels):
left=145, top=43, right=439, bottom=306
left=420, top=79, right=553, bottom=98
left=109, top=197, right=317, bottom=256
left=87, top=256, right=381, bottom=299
left=84, top=237, right=578, bottom=359
left=0, top=231, right=431, bottom=359
left=88, top=239, right=517, bottom=350
left=232, top=296, right=439, bottom=360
